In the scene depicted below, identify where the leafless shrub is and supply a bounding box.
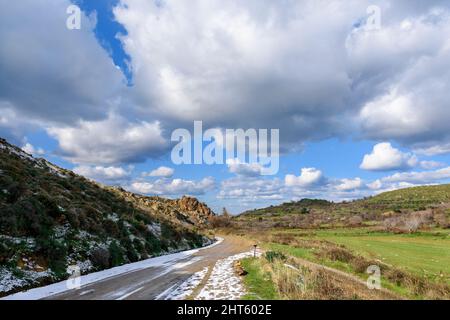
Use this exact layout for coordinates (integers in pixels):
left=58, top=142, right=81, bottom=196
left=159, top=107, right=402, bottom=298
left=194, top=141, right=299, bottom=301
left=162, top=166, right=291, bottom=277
left=348, top=215, right=363, bottom=227
left=209, top=214, right=232, bottom=228
left=383, top=216, right=400, bottom=231
left=383, top=210, right=433, bottom=233
left=433, top=209, right=450, bottom=228
left=325, top=247, right=355, bottom=263
left=274, top=234, right=296, bottom=245
left=385, top=269, right=407, bottom=286
left=312, top=219, right=324, bottom=227
left=351, top=256, right=372, bottom=274
left=362, top=212, right=378, bottom=221
left=403, top=215, right=421, bottom=233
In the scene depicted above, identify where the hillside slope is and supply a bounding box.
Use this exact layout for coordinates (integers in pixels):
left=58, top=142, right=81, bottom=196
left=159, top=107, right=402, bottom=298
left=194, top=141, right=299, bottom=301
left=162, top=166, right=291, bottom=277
left=236, top=185, right=450, bottom=229
left=363, top=184, right=450, bottom=209
left=0, top=138, right=215, bottom=296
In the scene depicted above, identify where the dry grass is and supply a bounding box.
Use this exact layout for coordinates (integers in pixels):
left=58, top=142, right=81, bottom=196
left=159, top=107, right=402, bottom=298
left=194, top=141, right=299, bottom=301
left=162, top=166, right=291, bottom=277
left=249, top=231, right=450, bottom=300
left=323, top=247, right=354, bottom=263
left=333, top=247, right=449, bottom=299
left=311, top=241, right=450, bottom=299
left=254, top=255, right=389, bottom=300
left=383, top=268, right=449, bottom=299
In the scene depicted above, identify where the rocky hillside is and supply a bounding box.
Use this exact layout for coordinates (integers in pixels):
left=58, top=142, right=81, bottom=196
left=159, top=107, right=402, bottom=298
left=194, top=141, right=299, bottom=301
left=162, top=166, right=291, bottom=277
left=0, top=138, right=215, bottom=296
left=115, top=190, right=214, bottom=229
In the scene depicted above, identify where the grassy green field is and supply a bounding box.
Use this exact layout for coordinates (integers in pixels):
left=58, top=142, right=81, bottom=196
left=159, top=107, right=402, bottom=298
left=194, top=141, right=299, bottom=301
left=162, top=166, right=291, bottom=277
left=240, top=258, right=279, bottom=300
left=280, top=228, right=450, bottom=281
left=241, top=227, right=450, bottom=299
left=257, top=242, right=412, bottom=298
left=235, top=184, right=450, bottom=299
left=317, top=231, right=449, bottom=280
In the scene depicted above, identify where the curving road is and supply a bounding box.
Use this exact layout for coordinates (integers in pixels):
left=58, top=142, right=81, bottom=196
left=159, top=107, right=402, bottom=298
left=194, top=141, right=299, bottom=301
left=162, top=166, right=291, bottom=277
left=44, top=236, right=251, bottom=300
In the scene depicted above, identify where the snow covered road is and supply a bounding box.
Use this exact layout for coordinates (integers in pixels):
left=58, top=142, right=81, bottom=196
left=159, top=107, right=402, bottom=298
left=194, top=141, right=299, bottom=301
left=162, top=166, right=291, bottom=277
left=2, top=236, right=254, bottom=300
left=163, top=250, right=262, bottom=300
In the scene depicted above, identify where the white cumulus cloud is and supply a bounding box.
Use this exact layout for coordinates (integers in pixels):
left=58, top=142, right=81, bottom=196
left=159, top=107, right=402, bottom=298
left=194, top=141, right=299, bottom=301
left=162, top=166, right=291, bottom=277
left=354, top=9, right=450, bottom=150
left=335, top=178, right=363, bottom=191
left=218, top=176, right=284, bottom=201
left=48, top=114, right=167, bottom=165
left=0, top=0, right=125, bottom=124
left=285, top=168, right=325, bottom=187
left=360, top=142, right=417, bottom=171
left=226, top=158, right=264, bottom=177
left=146, top=166, right=175, bottom=177
left=381, top=167, right=450, bottom=184
left=129, top=177, right=215, bottom=196
left=414, top=143, right=450, bottom=156
left=419, top=160, right=445, bottom=170
left=74, top=165, right=131, bottom=183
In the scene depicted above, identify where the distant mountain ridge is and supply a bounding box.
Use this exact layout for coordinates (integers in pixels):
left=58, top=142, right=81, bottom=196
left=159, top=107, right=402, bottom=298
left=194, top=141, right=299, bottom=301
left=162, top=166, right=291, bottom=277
left=0, top=137, right=215, bottom=296
left=240, top=184, right=450, bottom=217
left=236, top=184, right=450, bottom=230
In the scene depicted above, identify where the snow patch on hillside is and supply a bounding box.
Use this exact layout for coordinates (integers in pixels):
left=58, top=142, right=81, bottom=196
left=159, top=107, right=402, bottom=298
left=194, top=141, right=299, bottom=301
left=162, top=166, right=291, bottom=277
left=0, top=268, right=54, bottom=294
left=147, top=222, right=161, bottom=237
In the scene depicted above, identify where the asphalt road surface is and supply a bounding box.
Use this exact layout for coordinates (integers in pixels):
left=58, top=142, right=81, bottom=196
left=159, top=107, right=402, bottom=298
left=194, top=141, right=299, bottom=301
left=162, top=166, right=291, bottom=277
left=45, top=236, right=251, bottom=300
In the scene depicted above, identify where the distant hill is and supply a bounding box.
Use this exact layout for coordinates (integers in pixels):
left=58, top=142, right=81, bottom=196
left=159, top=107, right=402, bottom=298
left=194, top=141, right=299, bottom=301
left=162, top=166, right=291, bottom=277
left=236, top=185, right=450, bottom=229
left=240, top=185, right=450, bottom=217
left=238, top=198, right=333, bottom=218
left=0, top=138, right=215, bottom=296
left=363, top=184, right=450, bottom=209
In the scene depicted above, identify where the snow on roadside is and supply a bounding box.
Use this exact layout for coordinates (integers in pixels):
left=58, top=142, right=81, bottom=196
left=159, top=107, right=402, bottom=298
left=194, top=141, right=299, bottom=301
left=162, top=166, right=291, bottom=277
left=1, top=237, right=223, bottom=300
left=162, top=267, right=209, bottom=300
left=153, top=248, right=262, bottom=301
left=195, top=250, right=262, bottom=300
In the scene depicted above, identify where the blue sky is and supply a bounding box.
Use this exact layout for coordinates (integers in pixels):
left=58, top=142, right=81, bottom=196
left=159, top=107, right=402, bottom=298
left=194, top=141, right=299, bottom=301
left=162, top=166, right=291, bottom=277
left=71, top=0, right=133, bottom=83
left=2, top=0, right=450, bottom=214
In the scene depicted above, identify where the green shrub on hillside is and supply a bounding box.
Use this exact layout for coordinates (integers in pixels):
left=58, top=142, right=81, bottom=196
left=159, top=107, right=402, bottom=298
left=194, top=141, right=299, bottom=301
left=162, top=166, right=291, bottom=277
left=265, top=251, right=287, bottom=263
left=0, top=139, right=214, bottom=296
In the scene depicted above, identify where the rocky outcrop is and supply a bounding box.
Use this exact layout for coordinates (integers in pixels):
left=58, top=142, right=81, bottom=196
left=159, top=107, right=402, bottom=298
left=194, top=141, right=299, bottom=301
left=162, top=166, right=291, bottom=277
left=176, top=196, right=215, bottom=224
left=111, top=190, right=215, bottom=229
